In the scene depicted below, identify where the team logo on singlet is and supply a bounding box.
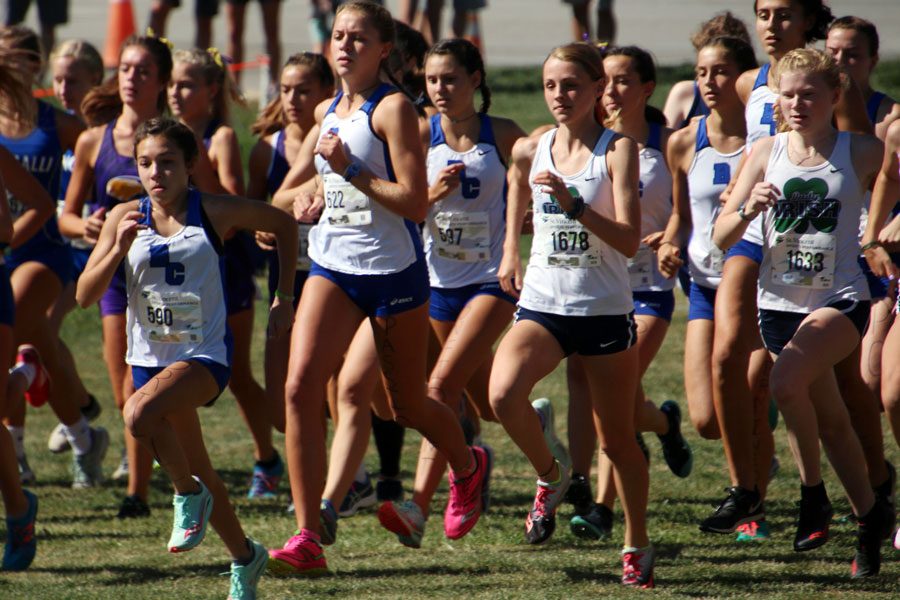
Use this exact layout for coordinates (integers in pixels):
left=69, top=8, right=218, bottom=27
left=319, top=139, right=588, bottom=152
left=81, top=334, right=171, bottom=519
left=541, top=185, right=581, bottom=214
left=772, top=177, right=841, bottom=234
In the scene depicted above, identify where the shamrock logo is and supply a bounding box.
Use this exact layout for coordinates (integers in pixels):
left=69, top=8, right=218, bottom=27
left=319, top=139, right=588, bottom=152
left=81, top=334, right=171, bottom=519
left=773, top=177, right=841, bottom=234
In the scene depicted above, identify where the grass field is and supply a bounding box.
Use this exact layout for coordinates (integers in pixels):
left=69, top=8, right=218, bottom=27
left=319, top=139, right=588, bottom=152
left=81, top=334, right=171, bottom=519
left=3, top=62, right=900, bottom=599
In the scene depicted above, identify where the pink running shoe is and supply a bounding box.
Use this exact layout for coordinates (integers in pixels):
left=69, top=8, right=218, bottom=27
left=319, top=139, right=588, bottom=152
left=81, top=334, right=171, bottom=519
left=444, top=446, right=488, bottom=540
left=622, top=545, right=656, bottom=588
left=17, top=345, right=49, bottom=408
left=267, top=530, right=328, bottom=577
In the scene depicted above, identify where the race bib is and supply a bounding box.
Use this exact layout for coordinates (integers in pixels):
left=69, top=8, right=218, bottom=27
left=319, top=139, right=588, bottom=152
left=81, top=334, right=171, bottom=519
left=138, top=289, right=204, bottom=344
left=296, top=223, right=313, bottom=271
left=770, top=232, right=835, bottom=289
left=533, top=213, right=601, bottom=268
left=627, top=245, right=654, bottom=288
left=431, top=211, right=491, bottom=262
left=323, top=174, right=372, bottom=227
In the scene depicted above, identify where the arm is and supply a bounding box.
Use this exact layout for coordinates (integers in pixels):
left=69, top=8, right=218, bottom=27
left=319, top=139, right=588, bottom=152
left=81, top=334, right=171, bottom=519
left=862, top=126, right=898, bottom=279
left=0, top=146, right=55, bottom=248
left=0, top=172, right=14, bottom=244
left=272, top=124, right=320, bottom=209
left=711, top=138, right=774, bottom=250
left=246, top=138, right=272, bottom=202
left=663, top=80, right=696, bottom=129
left=209, top=127, right=245, bottom=196
left=189, top=134, right=228, bottom=194
left=498, top=134, right=538, bottom=297
left=59, top=127, right=101, bottom=240
left=54, top=106, right=86, bottom=152
left=658, top=127, right=694, bottom=278
left=76, top=201, right=141, bottom=307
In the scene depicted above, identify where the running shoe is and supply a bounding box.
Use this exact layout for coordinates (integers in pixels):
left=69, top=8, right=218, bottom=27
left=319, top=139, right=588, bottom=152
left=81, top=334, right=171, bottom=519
left=319, top=499, right=337, bottom=546
left=71, top=427, right=109, bottom=489
left=851, top=499, right=892, bottom=578
left=570, top=502, right=613, bottom=540
left=532, top=398, right=571, bottom=471
left=339, top=473, right=377, bottom=517
left=112, top=449, right=129, bottom=481
left=478, top=444, right=494, bottom=513
left=377, top=500, right=426, bottom=549
left=267, top=530, right=328, bottom=577
left=117, top=494, right=150, bottom=519
left=247, top=453, right=284, bottom=499
left=525, top=462, right=571, bottom=545
left=736, top=519, right=770, bottom=542
left=376, top=477, right=404, bottom=502
left=17, top=345, right=49, bottom=408
left=565, top=473, right=593, bottom=517
left=794, top=495, right=833, bottom=552
left=167, top=476, right=213, bottom=553
left=699, top=486, right=764, bottom=533
left=444, top=445, right=488, bottom=540
left=228, top=538, right=268, bottom=600
left=50, top=395, right=103, bottom=454
left=621, top=544, right=655, bottom=588
left=17, top=454, right=35, bottom=485
left=2, top=489, right=37, bottom=571
left=656, top=400, right=693, bottom=478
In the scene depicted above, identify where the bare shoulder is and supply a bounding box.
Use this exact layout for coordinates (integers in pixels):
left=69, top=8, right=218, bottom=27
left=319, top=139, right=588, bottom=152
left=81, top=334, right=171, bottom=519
left=314, top=95, right=337, bottom=123
left=668, top=121, right=697, bottom=158
left=107, top=199, right=141, bottom=221
left=736, top=67, right=761, bottom=103
left=511, top=129, right=546, bottom=165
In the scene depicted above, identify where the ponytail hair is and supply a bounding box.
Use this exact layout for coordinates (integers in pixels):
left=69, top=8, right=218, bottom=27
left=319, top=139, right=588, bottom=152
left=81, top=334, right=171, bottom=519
left=691, top=11, right=751, bottom=50
left=172, top=47, right=245, bottom=125
left=0, top=51, right=36, bottom=126
left=251, top=52, right=334, bottom=137
left=81, top=33, right=173, bottom=127
left=426, top=38, right=491, bottom=114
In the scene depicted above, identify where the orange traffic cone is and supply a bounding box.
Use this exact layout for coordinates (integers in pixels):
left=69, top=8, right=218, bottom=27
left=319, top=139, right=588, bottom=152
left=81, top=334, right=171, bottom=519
left=103, top=0, right=136, bottom=68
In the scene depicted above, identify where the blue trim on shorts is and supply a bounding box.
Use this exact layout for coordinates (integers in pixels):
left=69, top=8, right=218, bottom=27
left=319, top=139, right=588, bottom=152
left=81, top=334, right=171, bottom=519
left=859, top=255, right=889, bottom=300
left=69, top=246, right=91, bottom=278
left=632, top=290, right=675, bottom=322
left=428, top=281, right=516, bottom=322
left=515, top=307, right=636, bottom=356
left=725, top=239, right=763, bottom=265
left=131, top=358, right=231, bottom=407
left=5, top=237, right=73, bottom=285
left=688, top=281, right=717, bottom=321
left=309, top=259, right=430, bottom=318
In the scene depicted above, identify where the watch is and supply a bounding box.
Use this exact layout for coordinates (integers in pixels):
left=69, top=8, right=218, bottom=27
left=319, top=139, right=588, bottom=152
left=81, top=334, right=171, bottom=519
left=737, top=203, right=754, bottom=222
left=342, top=162, right=361, bottom=182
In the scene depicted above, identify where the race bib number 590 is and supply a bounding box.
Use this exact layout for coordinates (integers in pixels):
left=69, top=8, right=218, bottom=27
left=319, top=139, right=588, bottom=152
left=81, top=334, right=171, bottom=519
left=138, top=289, right=204, bottom=343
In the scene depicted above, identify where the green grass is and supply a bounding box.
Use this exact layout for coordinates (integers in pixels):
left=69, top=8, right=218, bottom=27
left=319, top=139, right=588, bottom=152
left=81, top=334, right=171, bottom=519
left=4, top=62, right=900, bottom=599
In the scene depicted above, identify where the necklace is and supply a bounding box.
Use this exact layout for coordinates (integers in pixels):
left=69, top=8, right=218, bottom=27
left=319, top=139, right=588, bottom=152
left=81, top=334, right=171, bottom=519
left=449, top=111, right=478, bottom=124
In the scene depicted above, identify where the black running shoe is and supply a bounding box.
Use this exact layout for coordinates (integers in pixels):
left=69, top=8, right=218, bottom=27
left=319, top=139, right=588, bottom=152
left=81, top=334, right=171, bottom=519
left=570, top=503, right=613, bottom=540
left=81, top=394, right=101, bottom=422
left=699, top=486, right=764, bottom=533
left=794, top=496, right=833, bottom=552
left=117, top=494, right=150, bottom=519
left=852, top=499, right=891, bottom=578
left=564, top=473, right=593, bottom=516
left=656, top=400, right=693, bottom=478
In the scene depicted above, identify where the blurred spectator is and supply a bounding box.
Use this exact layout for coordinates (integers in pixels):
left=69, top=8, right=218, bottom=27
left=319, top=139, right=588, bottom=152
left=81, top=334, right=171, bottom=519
left=565, top=0, right=616, bottom=44
left=397, top=0, right=485, bottom=47
left=226, top=0, right=283, bottom=91
left=2, top=0, right=68, bottom=65
left=147, top=0, right=217, bottom=48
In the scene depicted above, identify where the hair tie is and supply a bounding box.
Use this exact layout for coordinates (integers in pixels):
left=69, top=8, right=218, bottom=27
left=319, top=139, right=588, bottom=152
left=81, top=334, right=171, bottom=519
left=145, top=28, right=174, bottom=51
left=207, top=47, right=225, bottom=69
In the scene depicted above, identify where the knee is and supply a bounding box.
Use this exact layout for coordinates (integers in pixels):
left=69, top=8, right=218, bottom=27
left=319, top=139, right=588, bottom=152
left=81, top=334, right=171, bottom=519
left=693, top=415, right=721, bottom=440
left=769, top=370, right=802, bottom=410
left=389, top=403, right=422, bottom=428
left=123, top=395, right=155, bottom=438
left=598, top=433, right=631, bottom=464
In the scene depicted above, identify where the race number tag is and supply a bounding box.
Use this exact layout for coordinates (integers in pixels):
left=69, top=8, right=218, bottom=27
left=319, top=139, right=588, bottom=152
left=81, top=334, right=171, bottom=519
left=533, top=213, right=601, bottom=268
left=627, top=245, right=654, bottom=288
left=431, top=211, right=491, bottom=262
left=323, top=174, right=372, bottom=227
left=770, top=232, right=836, bottom=289
left=296, top=223, right=313, bottom=271
left=138, top=289, right=204, bottom=343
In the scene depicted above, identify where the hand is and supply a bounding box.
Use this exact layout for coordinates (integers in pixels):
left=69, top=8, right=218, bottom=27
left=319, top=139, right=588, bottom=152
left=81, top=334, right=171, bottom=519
left=642, top=231, right=665, bottom=251
left=83, top=206, right=107, bottom=245
left=429, top=163, right=464, bottom=203
left=533, top=170, right=577, bottom=214
left=878, top=214, right=900, bottom=251
left=114, top=210, right=145, bottom=255
left=294, top=191, right=323, bottom=223
left=864, top=244, right=898, bottom=282
left=256, top=230, right=276, bottom=251
left=498, top=247, right=523, bottom=298
left=267, top=297, right=295, bottom=339
left=657, top=241, right=683, bottom=279
left=315, top=129, right=351, bottom=176
left=744, top=181, right=780, bottom=215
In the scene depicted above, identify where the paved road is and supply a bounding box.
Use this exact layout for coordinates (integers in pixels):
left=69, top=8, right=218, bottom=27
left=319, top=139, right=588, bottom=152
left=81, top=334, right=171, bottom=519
left=15, top=0, right=900, bottom=70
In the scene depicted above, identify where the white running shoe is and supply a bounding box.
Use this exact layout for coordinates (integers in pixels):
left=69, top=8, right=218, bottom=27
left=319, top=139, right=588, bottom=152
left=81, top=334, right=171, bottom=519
left=47, top=423, right=70, bottom=454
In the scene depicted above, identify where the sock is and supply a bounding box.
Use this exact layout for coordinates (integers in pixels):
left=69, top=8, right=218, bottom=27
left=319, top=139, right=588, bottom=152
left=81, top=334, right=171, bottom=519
left=62, top=417, right=92, bottom=455
left=6, top=425, right=25, bottom=458
left=256, top=451, right=281, bottom=469
left=372, top=412, right=404, bottom=478
left=354, top=460, right=367, bottom=484
left=9, top=362, right=36, bottom=388
left=800, top=481, right=828, bottom=504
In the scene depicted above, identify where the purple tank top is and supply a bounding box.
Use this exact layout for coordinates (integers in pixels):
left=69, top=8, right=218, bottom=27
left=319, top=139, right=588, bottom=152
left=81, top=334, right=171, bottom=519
left=92, top=121, right=141, bottom=213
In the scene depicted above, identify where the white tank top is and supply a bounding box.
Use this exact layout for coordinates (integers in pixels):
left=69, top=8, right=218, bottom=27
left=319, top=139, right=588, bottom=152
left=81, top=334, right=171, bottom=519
left=741, top=64, right=779, bottom=247
left=758, top=132, right=869, bottom=312
left=424, top=114, right=507, bottom=288
left=125, top=191, right=231, bottom=368
left=309, top=84, right=422, bottom=275
left=628, top=122, right=674, bottom=292
left=687, top=117, right=743, bottom=289
left=518, top=128, right=633, bottom=316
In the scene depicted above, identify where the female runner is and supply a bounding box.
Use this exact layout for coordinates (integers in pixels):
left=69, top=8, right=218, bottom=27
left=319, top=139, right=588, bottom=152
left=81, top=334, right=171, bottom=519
left=76, top=116, right=298, bottom=599
left=267, top=1, right=488, bottom=576
left=492, top=41, right=653, bottom=587
left=714, top=48, right=892, bottom=577
left=376, top=38, right=525, bottom=547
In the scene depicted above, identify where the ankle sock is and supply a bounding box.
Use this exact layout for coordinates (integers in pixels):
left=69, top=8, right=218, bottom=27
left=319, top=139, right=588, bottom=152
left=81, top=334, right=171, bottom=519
left=10, top=362, right=36, bottom=388
left=62, top=418, right=92, bottom=455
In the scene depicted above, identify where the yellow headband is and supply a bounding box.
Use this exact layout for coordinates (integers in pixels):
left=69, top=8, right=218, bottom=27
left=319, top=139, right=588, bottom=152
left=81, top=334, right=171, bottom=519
left=144, top=28, right=174, bottom=51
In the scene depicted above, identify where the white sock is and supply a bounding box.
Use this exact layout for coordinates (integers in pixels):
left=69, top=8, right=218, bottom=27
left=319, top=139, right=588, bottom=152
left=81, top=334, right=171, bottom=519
left=10, top=362, right=36, bottom=388
left=62, top=417, right=92, bottom=455
left=6, top=425, right=25, bottom=458
left=354, top=461, right=368, bottom=484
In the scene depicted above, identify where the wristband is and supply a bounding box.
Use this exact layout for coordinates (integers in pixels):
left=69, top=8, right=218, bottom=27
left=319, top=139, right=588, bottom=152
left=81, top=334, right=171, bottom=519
left=737, top=203, right=755, bottom=222
left=274, top=290, right=295, bottom=302
left=565, top=196, right=586, bottom=220
left=342, top=162, right=361, bottom=182
left=861, top=241, right=883, bottom=252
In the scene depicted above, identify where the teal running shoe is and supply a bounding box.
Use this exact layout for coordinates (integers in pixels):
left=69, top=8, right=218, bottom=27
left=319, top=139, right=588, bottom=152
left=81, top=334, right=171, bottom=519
left=168, top=476, right=213, bottom=553
left=3, top=489, right=37, bottom=571
left=228, top=538, right=267, bottom=600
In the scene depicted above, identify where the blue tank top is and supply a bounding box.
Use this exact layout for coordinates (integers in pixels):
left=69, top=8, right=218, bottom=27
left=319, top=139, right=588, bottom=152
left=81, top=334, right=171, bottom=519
left=867, top=91, right=886, bottom=126
left=202, top=119, right=222, bottom=149
left=266, top=130, right=290, bottom=199
left=680, top=82, right=711, bottom=129
left=93, top=121, right=142, bottom=213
